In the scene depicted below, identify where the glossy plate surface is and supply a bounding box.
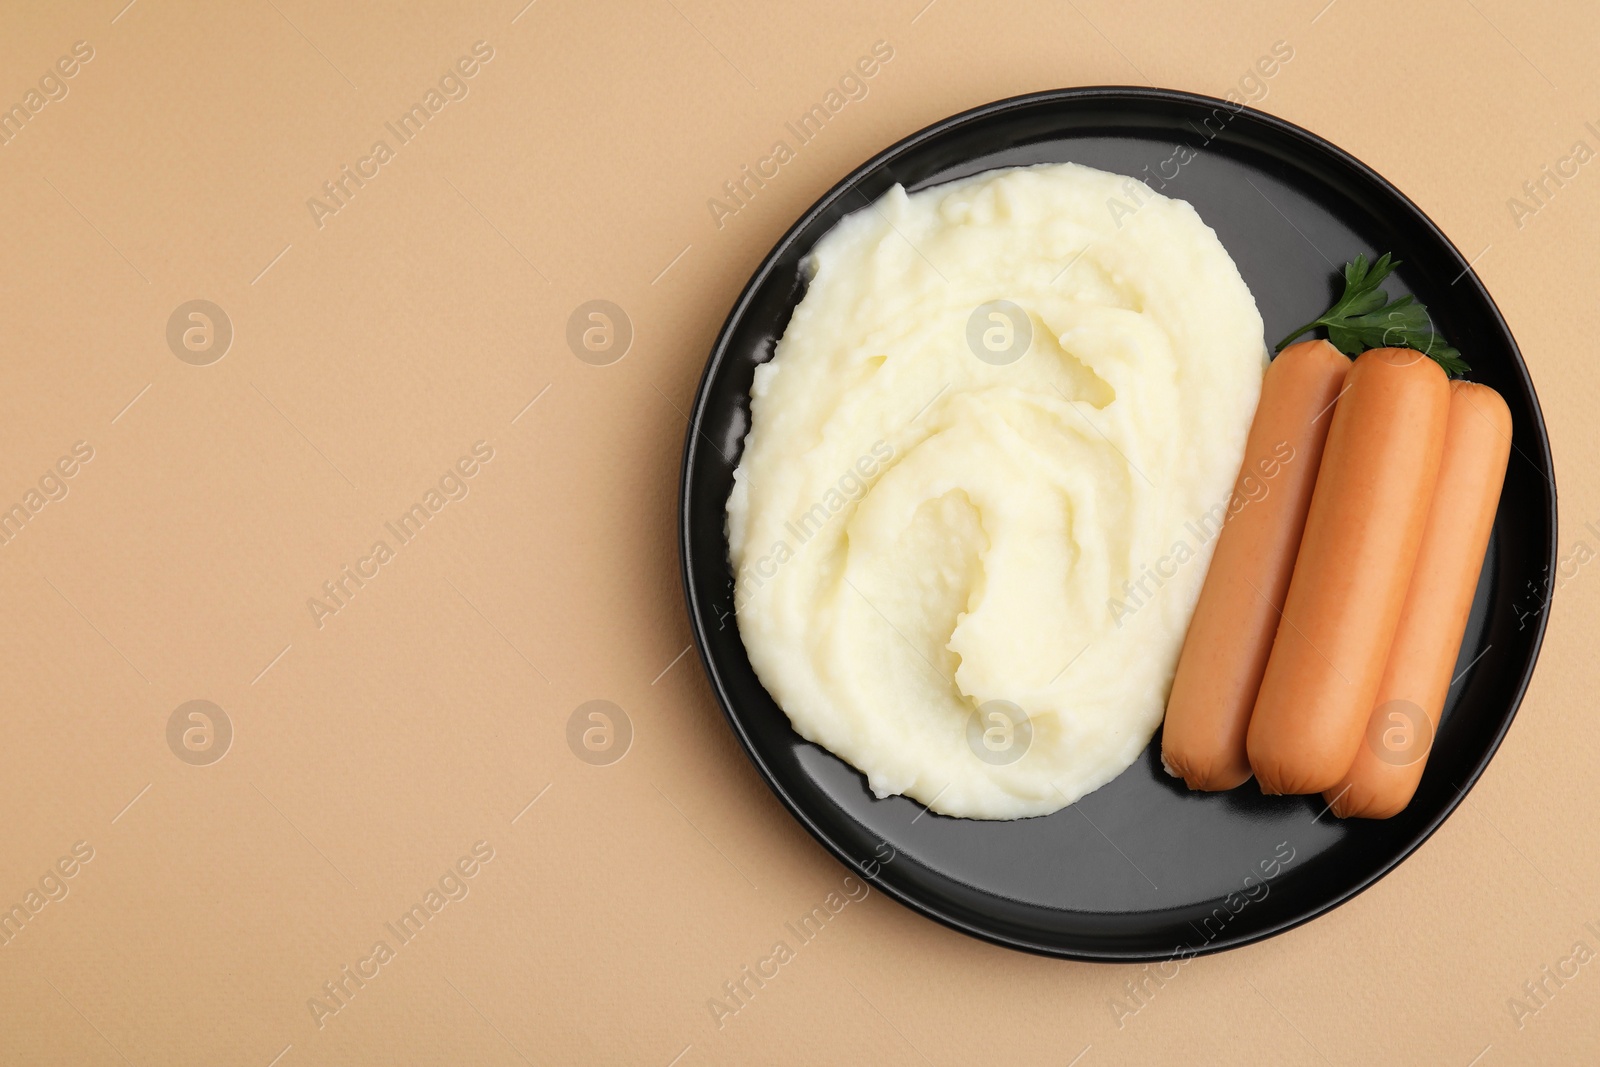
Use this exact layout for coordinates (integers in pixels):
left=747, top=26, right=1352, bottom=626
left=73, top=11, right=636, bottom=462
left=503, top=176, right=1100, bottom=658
left=678, top=87, right=1556, bottom=960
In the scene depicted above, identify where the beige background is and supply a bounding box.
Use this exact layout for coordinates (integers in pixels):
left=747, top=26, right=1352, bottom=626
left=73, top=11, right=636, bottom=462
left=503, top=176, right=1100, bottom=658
left=0, top=0, right=1595, bottom=1063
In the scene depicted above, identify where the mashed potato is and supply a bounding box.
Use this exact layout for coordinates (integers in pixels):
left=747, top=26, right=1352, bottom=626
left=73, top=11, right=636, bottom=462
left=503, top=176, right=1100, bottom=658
left=726, top=162, right=1265, bottom=819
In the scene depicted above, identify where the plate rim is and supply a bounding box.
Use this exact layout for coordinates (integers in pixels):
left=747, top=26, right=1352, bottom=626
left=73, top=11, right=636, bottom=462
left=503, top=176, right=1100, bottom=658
left=677, top=84, right=1558, bottom=961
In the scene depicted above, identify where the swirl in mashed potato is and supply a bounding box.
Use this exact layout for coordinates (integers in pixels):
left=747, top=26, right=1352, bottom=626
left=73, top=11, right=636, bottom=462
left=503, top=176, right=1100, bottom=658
left=727, top=162, right=1265, bottom=819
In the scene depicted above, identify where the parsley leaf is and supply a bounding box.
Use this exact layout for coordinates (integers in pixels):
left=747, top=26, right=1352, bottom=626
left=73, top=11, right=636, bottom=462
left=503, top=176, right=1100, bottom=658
left=1275, top=253, right=1469, bottom=375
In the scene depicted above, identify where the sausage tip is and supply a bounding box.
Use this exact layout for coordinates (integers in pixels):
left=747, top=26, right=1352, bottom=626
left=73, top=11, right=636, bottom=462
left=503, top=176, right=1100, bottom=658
left=1161, top=749, right=1253, bottom=791
left=1326, top=787, right=1404, bottom=821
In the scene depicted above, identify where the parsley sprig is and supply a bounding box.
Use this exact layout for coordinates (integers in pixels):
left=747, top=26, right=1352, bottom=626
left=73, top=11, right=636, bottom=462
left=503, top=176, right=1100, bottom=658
left=1275, top=253, right=1468, bottom=375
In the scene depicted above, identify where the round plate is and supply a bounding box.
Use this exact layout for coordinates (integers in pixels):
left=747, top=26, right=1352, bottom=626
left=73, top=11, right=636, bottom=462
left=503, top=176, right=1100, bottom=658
left=678, top=87, right=1557, bottom=960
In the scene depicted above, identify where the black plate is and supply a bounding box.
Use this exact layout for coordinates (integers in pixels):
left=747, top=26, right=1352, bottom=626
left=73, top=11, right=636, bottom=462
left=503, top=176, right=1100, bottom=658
left=677, top=87, right=1557, bottom=960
